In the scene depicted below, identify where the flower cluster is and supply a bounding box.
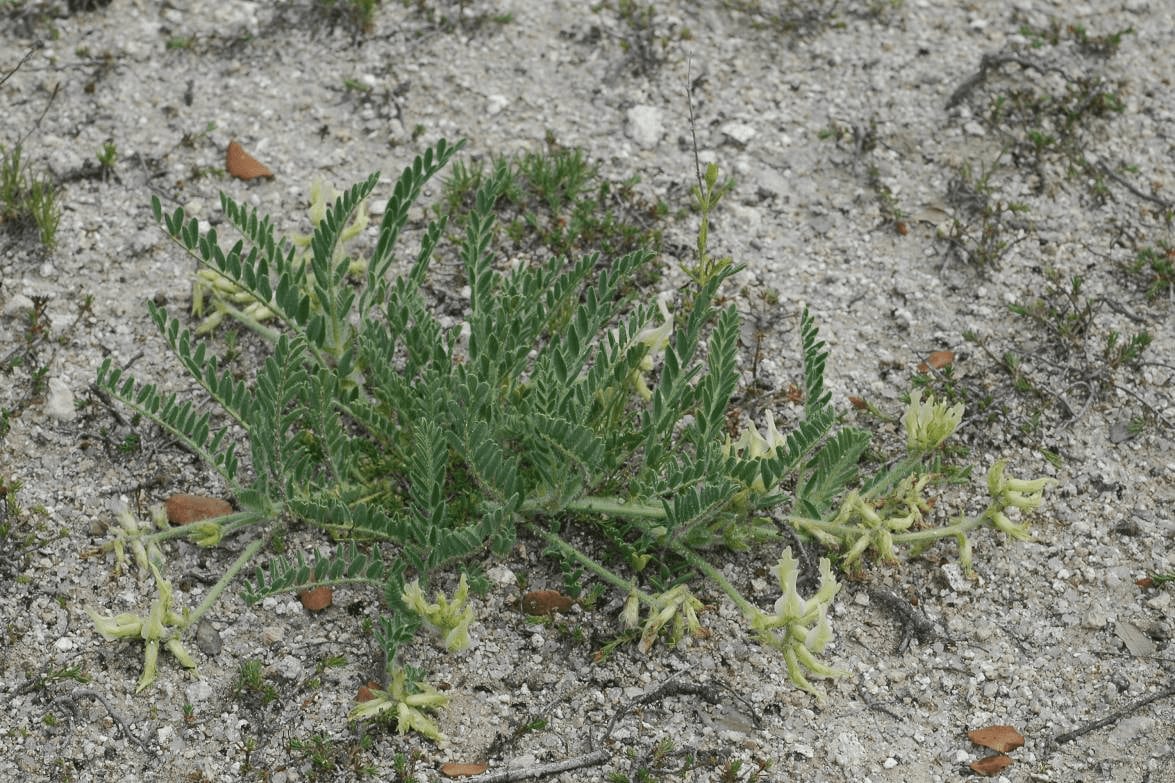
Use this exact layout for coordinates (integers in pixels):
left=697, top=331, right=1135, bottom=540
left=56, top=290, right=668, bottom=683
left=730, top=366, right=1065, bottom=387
left=628, top=295, right=674, bottom=400
left=903, top=390, right=964, bottom=452
left=192, top=177, right=370, bottom=334
left=401, top=574, right=475, bottom=652
left=750, top=548, right=845, bottom=697
left=722, top=411, right=788, bottom=492
left=815, top=474, right=933, bottom=570
left=985, top=460, right=1053, bottom=541
left=348, top=666, right=448, bottom=742
left=87, top=564, right=195, bottom=693
left=621, top=584, right=706, bottom=654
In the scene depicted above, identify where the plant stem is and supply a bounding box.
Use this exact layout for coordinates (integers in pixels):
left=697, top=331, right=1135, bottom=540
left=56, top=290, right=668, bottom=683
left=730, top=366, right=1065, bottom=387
left=668, top=544, right=759, bottom=619
left=185, top=534, right=268, bottom=629
left=554, top=495, right=666, bottom=521
left=533, top=526, right=658, bottom=605
left=136, top=511, right=268, bottom=545
left=788, top=509, right=993, bottom=546
left=214, top=300, right=281, bottom=343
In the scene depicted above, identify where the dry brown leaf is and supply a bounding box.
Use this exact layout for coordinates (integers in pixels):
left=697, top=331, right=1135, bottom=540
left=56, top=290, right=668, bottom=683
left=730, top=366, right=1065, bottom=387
left=165, top=494, right=232, bottom=525
left=786, top=383, right=804, bottom=403
left=298, top=586, right=333, bottom=612
left=226, top=140, right=273, bottom=180
left=440, top=762, right=488, bottom=778
left=848, top=396, right=868, bottom=410
left=356, top=681, right=380, bottom=702
left=968, top=725, right=1025, bottom=753
left=969, top=754, right=1013, bottom=776
left=521, top=589, right=574, bottom=616
left=917, top=350, right=955, bottom=373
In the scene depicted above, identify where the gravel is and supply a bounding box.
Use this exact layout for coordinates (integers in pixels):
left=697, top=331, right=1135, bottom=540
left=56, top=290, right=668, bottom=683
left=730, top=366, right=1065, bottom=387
left=1, top=1, right=1172, bottom=782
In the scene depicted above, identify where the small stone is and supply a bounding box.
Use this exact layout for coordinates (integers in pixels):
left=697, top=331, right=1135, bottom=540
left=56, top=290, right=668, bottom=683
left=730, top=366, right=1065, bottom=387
left=941, top=562, right=970, bottom=592
left=833, top=732, right=865, bottom=767
left=166, top=494, right=232, bottom=525
left=53, top=637, right=75, bottom=652
left=2, top=293, right=34, bottom=317
left=883, top=757, right=898, bottom=769
left=186, top=680, right=214, bottom=704
left=1082, top=608, right=1108, bottom=629
left=356, top=681, right=381, bottom=702
left=626, top=105, right=663, bottom=148
left=487, top=565, right=515, bottom=587
left=1115, top=621, right=1156, bottom=657
left=1108, top=420, right=1135, bottom=444
left=195, top=618, right=222, bottom=656
left=274, top=654, right=303, bottom=681
left=45, top=378, right=77, bottom=422
left=520, top=590, right=574, bottom=616
left=486, top=94, right=508, bottom=115
left=720, top=122, right=756, bottom=145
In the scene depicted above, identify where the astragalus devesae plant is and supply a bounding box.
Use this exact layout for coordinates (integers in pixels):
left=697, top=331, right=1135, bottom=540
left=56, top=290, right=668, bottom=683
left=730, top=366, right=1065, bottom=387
left=88, top=139, right=1052, bottom=736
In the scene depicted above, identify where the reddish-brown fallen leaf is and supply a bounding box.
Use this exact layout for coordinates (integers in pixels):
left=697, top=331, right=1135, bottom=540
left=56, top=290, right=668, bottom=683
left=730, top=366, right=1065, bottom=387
left=786, top=383, right=804, bottom=403
left=1136, top=576, right=1154, bottom=589
left=969, top=754, right=1013, bottom=776
left=165, top=494, right=232, bottom=525
left=298, top=586, right=333, bottom=612
left=968, top=725, right=1025, bottom=753
left=848, top=396, right=868, bottom=410
left=356, top=681, right=381, bottom=702
left=521, top=590, right=574, bottom=616
left=226, top=140, right=274, bottom=180
left=440, top=762, right=488, bottom=778
left=895, top=220, right=909, bottom=236
left=917, top=350, right=956, bottom=373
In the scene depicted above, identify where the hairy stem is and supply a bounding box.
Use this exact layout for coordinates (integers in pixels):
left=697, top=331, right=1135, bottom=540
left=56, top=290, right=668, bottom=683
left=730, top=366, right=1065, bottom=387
left=788, top=508, right=993, bottom=546
left=533, top=526, right=658, bottom=605
left=186, top=534, right=268, bottom=628
left=554, top=495, right=666, bottom=521
left=669, top=544, right=759, bottom=619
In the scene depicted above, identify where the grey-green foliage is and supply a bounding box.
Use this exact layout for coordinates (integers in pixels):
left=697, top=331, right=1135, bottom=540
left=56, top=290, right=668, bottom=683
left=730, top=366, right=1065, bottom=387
left=94, top=140, right=1046, bottom=698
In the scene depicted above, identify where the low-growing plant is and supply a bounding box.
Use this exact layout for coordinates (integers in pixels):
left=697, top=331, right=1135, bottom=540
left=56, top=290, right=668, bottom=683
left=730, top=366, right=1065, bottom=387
left=316, top=0, right=381, bottom=33
left=439, top=143, right=665, bottom=265
left=399, top=0, right=511, bottom=33
left=86, top=140, right=1051, bottom=739
left=1127, top=242, right=1174, bottom=301
left=0, top=143, right=61, bottom=249
left=940, top=154, right=1031, bottom=269
left=96, top=140, right=117, bottom=176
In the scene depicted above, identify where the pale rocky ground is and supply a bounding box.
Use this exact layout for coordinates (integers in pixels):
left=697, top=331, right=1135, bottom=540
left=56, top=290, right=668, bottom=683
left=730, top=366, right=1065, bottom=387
left=0, top=1, right=1172, bottom=782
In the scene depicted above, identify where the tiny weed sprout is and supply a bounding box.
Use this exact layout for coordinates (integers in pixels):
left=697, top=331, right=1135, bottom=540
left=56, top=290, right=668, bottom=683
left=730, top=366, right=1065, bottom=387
left=87, top=140, right=1052, bottom=736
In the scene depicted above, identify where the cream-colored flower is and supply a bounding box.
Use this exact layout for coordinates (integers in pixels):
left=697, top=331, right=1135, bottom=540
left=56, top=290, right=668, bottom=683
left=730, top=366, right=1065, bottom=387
left=401, top=574, right=475, bottom=652
left=751, top=548, right=845, bottom=697
left=638, top=585, right=704, bottom=653
left=348, top=667, right=448, bottom=743
left=88, top=564, right=196, bottom=693
left=902, top=390, right=964, bottom=451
